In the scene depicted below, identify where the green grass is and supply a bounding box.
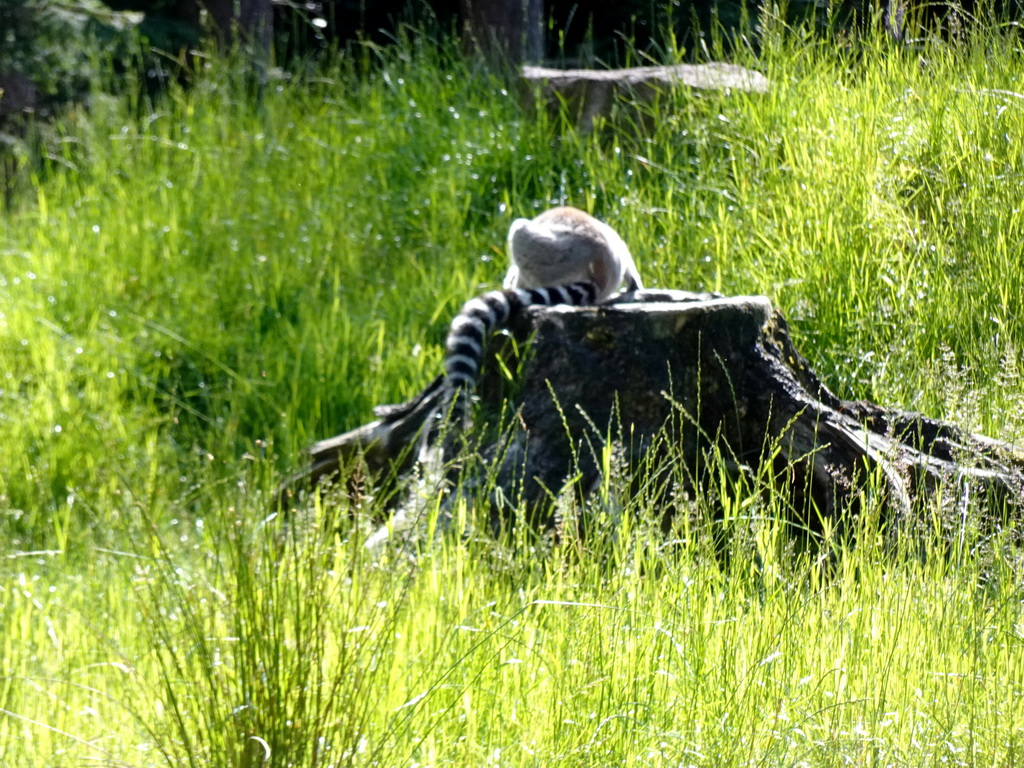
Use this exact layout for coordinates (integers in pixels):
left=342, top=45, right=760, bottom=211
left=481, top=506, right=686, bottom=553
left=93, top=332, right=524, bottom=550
left=3, top=19, right=1024, bottom=767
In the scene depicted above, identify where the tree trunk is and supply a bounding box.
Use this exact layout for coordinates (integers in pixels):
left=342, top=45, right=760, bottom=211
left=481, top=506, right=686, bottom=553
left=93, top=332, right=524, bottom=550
left=282, top=291, right=1024, bottom=541
left=178, top=0, right=272, bottom=63
left=462, top=0, right=544, bottom=65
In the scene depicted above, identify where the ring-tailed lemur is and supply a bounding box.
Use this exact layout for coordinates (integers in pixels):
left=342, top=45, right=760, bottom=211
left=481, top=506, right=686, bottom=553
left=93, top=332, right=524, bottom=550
left=443, top=206, right=643, bottom=426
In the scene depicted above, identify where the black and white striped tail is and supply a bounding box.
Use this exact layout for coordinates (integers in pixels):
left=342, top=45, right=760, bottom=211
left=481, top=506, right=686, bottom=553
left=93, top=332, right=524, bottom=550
left=443, top=281, right=599, bottom=426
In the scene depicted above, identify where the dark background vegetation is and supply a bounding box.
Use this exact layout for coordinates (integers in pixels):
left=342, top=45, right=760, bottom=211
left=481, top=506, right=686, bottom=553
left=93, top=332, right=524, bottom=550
left=1, top=0, right=1021, bottom=206
left=6, top=0, right=1022, bottom=111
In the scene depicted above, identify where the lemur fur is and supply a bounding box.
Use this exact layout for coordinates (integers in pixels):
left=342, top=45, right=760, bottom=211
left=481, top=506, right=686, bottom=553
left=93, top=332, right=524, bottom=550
left=503, top=206, right=643, bottom=299
left=443, top=207, right=643, bottom=425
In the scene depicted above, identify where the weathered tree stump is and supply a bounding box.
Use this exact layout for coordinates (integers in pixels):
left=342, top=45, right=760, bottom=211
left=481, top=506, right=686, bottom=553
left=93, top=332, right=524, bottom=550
left=521, top=64, right=770, bottom=132
left=284, top=291, right=1024, bottom=541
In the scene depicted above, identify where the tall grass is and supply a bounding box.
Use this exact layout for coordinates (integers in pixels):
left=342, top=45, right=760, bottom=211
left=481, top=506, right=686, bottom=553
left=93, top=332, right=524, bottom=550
left=2, top=19, right=1024, bottom=768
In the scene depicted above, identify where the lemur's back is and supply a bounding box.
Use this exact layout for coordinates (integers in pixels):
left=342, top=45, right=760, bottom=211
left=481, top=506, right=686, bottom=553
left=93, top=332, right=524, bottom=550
left=504, top=206, right=642, bottom=299
left=443, top=207, right=642, bottom=426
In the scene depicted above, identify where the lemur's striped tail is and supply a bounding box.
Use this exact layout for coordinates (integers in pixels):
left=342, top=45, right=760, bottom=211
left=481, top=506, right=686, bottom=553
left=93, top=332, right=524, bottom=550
left=443, top=281, right=599, bottom=426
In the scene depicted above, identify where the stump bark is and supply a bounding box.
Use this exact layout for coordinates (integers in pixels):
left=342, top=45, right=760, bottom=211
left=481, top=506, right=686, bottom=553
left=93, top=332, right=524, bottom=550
left=284, top=291, right=1024, bottom=539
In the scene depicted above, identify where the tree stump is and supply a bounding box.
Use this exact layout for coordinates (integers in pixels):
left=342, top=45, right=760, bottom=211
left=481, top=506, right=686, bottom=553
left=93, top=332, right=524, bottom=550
left=521, top=64, right=770, bottom=132
left=283, top=291, right=1024, bottom=542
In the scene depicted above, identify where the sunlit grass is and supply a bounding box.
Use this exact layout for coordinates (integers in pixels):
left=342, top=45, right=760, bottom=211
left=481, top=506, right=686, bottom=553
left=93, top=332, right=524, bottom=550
left=2, top=19, right=1024, bottom=768
left=4, top=471, right=1024, bottom=766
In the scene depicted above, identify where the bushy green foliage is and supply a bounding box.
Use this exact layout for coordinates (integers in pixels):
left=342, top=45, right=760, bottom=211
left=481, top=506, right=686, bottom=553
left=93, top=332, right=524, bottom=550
left=2, top=20, right=1024, bottom=768
left=0, top=0, right=139, bottom=105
